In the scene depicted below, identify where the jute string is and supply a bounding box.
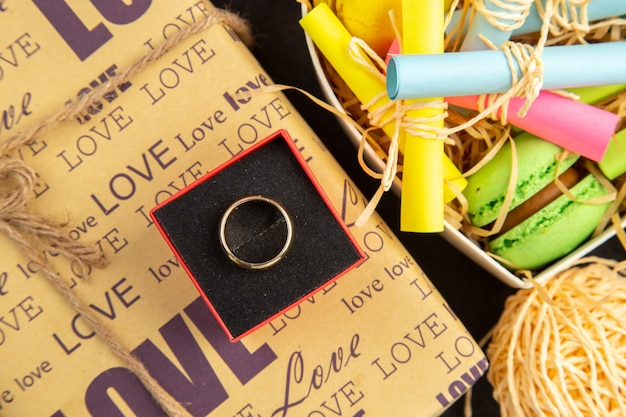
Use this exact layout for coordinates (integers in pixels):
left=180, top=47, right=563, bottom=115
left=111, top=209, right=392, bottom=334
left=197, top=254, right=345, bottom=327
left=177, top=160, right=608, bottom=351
left=465, top=0, right=559, bottom=125
left=346, top=38, right=404, bottom=225
left=482, top=258, right=626, bottom=417
left=0, top=7, right=252, bottom=416
left=536, top=0, right=591, bottom=43
left=474, top=0, right=535, bottom=32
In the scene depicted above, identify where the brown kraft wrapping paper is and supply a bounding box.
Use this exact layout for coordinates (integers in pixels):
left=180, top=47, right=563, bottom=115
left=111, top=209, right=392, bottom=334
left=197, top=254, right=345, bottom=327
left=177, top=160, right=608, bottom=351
left=0, top=1, right=486, bottom=416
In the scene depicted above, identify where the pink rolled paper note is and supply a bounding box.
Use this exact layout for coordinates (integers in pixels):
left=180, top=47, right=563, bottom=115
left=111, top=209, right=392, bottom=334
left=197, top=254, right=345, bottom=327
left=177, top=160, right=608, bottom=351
left=447, top=90, right=619, bottom=161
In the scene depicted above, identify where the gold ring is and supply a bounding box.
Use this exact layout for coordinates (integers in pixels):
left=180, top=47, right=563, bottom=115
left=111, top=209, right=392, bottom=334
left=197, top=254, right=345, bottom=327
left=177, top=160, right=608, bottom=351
left=219, top=196, right=294, bottom=270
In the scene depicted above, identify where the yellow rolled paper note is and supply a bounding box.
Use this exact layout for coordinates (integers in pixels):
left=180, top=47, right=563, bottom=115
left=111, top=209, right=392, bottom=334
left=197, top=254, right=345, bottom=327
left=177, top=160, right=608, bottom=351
left=400, top=0, right=445, bottom=232
left=301, top=3, right=393, bottom=125
left=300, top=3, right=466, bottom=231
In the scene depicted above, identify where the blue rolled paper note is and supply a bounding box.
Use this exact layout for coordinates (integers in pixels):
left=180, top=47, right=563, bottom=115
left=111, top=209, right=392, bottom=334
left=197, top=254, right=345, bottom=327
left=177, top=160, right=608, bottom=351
left=447, top=0, right=626, bottom=40
left=387, top=41, right=626, bottom=100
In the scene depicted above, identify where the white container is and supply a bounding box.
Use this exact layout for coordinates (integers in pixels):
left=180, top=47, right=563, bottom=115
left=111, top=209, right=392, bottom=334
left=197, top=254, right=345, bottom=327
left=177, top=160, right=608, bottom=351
left=301, top=4, right=626, bottom=289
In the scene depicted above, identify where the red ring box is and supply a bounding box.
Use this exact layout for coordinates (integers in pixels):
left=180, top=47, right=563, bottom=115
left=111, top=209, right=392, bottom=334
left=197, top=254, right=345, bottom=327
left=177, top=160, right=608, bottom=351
left=150, top=130, right=365, bottom=341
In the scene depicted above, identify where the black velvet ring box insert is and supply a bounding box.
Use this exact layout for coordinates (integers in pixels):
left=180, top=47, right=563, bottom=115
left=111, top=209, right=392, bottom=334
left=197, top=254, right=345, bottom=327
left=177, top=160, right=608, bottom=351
left=150, top=130, right=365, bottom=341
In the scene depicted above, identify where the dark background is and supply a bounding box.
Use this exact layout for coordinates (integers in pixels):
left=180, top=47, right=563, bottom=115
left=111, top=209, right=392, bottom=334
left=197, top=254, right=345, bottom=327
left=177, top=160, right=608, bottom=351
left=210, top=1, right=624, bottom=415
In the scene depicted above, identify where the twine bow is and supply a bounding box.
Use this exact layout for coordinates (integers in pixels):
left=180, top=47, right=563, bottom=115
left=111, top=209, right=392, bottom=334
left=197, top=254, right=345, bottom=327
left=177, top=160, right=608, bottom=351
left=0, top=157, right=107, bottom=275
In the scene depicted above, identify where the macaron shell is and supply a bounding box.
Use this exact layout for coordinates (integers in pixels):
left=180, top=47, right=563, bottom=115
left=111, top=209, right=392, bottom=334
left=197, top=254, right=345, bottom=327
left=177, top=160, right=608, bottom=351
left=464, top=133, right=579, bottom=227
left=488, top=174, right=611, bottom=270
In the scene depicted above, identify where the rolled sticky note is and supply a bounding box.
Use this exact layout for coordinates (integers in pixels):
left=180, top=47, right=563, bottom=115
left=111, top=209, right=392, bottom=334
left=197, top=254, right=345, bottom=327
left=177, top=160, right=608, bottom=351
left=599, top=128, right=626, bottom=180
left=400, top=0, right=445, bottom=232
left=335, top=0, right=402, bottom=57
left=300, top=3, right=466, bottom=204
left=460, top=0, right=533, bottom=51
left=447, top=91, right=619, bottom=161
left=301, top=4, right=391, bottom=115
left=577, top=84, right=626, bottom=180
left=385, top=38, right=400, bottom=66
left=447, top=0, right=626, bottom=39
left=387, top=42, right=626, bottom=100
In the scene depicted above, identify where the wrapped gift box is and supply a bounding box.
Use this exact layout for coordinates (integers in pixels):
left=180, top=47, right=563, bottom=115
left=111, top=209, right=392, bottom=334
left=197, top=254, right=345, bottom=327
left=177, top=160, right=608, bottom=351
left=0, top=1, right=485, bottom=416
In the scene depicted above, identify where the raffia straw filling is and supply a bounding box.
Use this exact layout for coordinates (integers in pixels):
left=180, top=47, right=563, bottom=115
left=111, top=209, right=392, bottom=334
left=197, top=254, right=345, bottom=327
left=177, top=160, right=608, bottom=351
left=486, top=258, right=626, bottom=417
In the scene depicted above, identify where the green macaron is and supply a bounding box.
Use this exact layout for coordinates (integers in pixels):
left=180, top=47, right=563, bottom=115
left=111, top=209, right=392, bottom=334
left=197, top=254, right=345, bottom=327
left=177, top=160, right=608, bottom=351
left=464, top=133, right=612, bottom=270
